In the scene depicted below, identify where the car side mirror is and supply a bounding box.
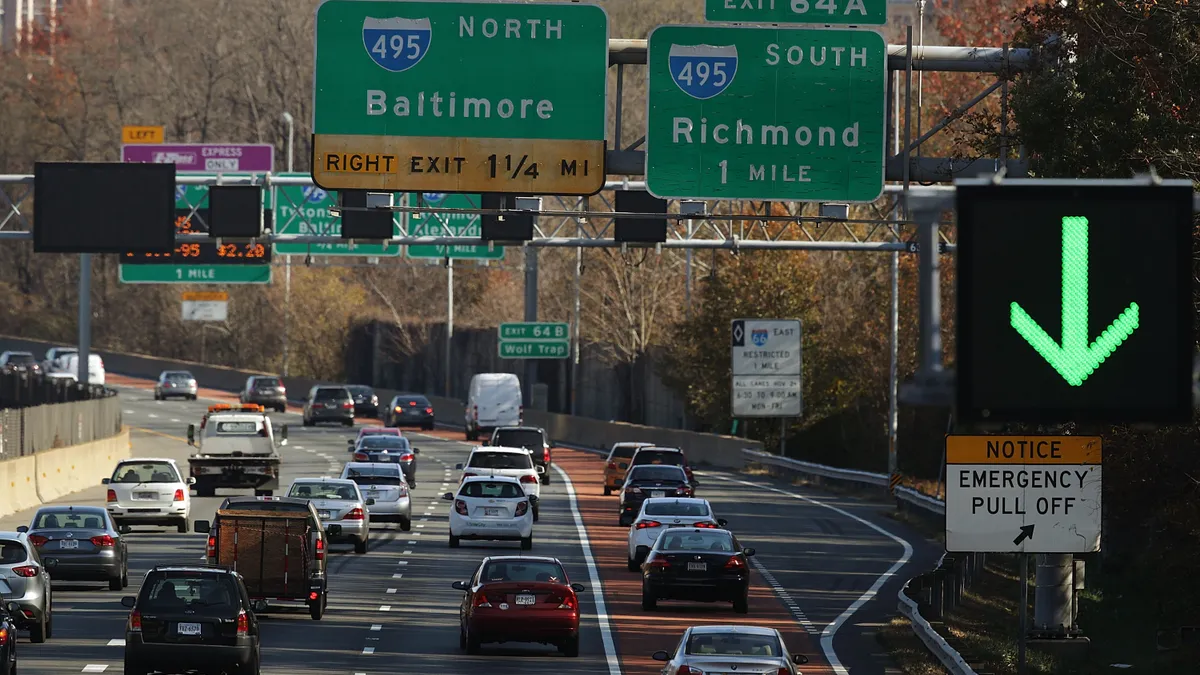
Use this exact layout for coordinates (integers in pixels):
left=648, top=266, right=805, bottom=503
left=365, top=498, right=376, bottom=506
left=743, top=547, right=756, bottom=557
left=193, top=520, right=211, bottom=534
left=571, top=582, right=586, bottom=592
left=451, top=580, right=469, bottom=591
left=442, top=492, right=454, bottom=501
left=280, top=425, right=288, bottom=442
left=536, top=465, right=546, bottom=474
left=326, top=524, right=343, bottom=536
left=187, top=477, right=197, bottom=485
left=101, top=477, right=111, bottom=485
left=528, top=495, right=539, bottom=504
left=793, top=654, right=809, bottom=665
left=120, top=596, right=137, bottom=608
left=118, top=525, right=133, bottom=534
left=186, top=425, right=196, bottom=446
left=252, top=599, right=269, bottom=612
left=16, top=525, right=28, bottom=533
left=412, top=448, right=420, bottom=454
left=455, top=463, right=463, bottom=470
left=347, top=439, right=355, bottom=446
left=718, top=519, right=728, bottom=527
left=652, top=650, right=671, bottom=662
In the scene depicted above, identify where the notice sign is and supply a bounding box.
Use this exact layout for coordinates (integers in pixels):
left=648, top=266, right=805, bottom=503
left=730, top=318, right=802, bottom=417
left=945, top=435, right=1102, bottom=554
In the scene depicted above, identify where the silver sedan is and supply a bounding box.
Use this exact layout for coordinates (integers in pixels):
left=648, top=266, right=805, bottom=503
left=0, top=533, right=53, bottom=643
left=154, top=370, right=198, bottom=400
left=287, top=478, right=374, bottom=554
left=651, top=625, right=810, bottom=674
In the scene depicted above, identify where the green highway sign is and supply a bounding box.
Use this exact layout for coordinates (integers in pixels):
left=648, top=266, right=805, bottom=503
left=500, top=322, right=569, bottom=340
left=312, top=0, right=609, bottom=195
left=499, top=340, right=569, bottom=360
left=645, top=25, right=886, bottom=202
left=407, top=193, right=503, bottom=259
left=120, top=264, right=271, bottom=285
left=273, top=173, right=403, bottom=256
left=705, top=0, right=887, bottom=27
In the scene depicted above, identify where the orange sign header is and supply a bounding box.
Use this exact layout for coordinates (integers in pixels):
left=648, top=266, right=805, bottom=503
left=182, top=291, right=228, bottom=302
left=121, top=125, right=164, bottom=144
left=946, top=435, right=1102, bottom=465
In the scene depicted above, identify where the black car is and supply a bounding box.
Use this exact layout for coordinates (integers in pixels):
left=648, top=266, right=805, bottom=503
left=641, top=528, right=753, bottom=614
left=352, top=434, right=419, bottom=486
left=489, top=426, right=552, bottom=485
left=0, top=351, right=40, bottom=376
left=345, top=385, right=379, bottom=418
left=619, top=465, right=693, bottom=527
left=0, top=600, right=17, bottom=675
left=122, top=565, right=262, bottom=675
left=385, top=394, right=436, bottom=430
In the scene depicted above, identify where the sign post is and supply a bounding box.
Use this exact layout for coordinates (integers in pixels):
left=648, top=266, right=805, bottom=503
left=312, top=0, right=609, bottom=195
left=646, top=25, right=886, bottom=202
left=407, top=193, right=503, bottom=260
left=499, top=322, right=569, bottom=360
left=945, top=435, right=1102, bottom=554
left=273, top=173, right=404, bottom=256
left=181, top=291, right=230, bottom=321
left=730, top=319, right=802, bottom=418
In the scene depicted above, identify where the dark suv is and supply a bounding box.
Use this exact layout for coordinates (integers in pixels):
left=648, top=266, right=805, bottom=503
left=303, top=386, right=355, bottom=427
left=122, top=565, right=262, bottom=675
left=239, top=376, right=287, bottom=412
left=489, top=426, right=552, bottom=485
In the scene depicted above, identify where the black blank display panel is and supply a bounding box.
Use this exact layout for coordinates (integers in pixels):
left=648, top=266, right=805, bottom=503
left=33, top=162, right=176, bottom=253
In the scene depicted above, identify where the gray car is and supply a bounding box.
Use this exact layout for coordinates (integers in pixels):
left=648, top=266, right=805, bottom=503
left=351, top=435, right=419, bottom=486
left=154, top=370, right=198, bottom=400
left=287, top=478, right=373, bottom=554
left=0, top=533, right=53, bottom=643
left=652, top=625, right=810, bottom=674
left=20, top=506, right=131, bottom=591
left=240, top=375, right=288, bottom=412
left=303, top=386, right=355, bottom=427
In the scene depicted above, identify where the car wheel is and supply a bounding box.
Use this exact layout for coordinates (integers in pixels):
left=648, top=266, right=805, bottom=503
left=603, top=486, right=611, bottom=496
left=29, top=613, right=46, bottom=643
left=640, top=584, right=657, bottom=611
left=423, top=423, right=434, bottom=431
left=541, top=470, right=551, bottom=486
left=44, top=608, right=53, bottom=639
left=520, top=535, right=533, bottom=551
left=627, top=555, right=640, bottom=572
left=448, top=534, right=460, bottom=548
left=302, top=418, right=313, bottom=427
left=459, top=624, right=467, bottom=650
left=177, top=518, right=189, bottom=534
left=354, top=538, right=368, bottom=554
left=466, top=428, right=477, bottom=441
left=153, top=393, right=161, bottom=401
left=465, top=624, right=482, bottom=655
left=196, top=486, right=215, bottom=498
left=733, top=594, right=749, bottom=614
left=561, top=634, right=580, bottom=657
left=342, top=419, right=353, bottom=427
left=400, top=518, right=412, bottom=532
left=309, top=596, right=325, bottom=620
left=122, top=565, right=129, bottom=588
left=619, top=515, right=631, bottom=527
left=109, top=574, right=123, bottom=591
left=123, top=657, right=146, bottom=675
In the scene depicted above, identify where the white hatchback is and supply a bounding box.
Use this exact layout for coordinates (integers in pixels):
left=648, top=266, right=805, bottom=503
left=103, top=458, right=194, bottom=533
left=443, top=476, right=535, bottom=550
left=627, top=497, right=726, bottom=571
left=456, top=447, right=542, bottom=521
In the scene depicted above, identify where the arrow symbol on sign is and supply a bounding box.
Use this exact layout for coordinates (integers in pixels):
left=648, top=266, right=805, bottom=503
left=1009, top=216, right=1140, bottom=386
left=1013, top=524, right=1035, bottom=546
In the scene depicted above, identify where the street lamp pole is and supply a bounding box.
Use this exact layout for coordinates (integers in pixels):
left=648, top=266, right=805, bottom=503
left=280, top=112, right=295, bottom=376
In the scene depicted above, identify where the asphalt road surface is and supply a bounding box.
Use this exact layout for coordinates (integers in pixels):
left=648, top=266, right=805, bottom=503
left=0, top=375, right=940, bottom=675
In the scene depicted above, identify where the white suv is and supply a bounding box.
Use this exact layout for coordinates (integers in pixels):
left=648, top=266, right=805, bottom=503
left=626, top=497, right=726, bottom=571
left=103, top=458, right=194, bottom=533
left=456, top=446, right=542, bottom=521
left=443, top=476, right=535, bottom=550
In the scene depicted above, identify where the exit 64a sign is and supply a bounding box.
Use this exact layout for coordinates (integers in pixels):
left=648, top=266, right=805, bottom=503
left=955, top=179, right=1194, bottom=425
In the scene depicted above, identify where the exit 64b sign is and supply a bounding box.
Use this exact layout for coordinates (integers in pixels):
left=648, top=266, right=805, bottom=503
left=955, top=179, right=1194, bottom=425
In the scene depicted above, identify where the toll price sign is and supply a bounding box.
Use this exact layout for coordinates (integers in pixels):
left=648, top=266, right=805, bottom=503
left=945, top=435, right=1102, bottom=554
left=312, top=0, right=609, bottom=195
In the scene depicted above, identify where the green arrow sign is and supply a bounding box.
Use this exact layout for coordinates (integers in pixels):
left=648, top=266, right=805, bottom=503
left=1009, top=216, right=1140, bottom=386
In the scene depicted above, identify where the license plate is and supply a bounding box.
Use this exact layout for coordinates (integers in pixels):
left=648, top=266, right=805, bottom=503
left=177, top=622, right=202, bottom=636
left=651, top=491, right=666, bottom=498
left=484, top=507, right=500, bottom=517
left=515, top=594, right=536, bottom=605
left=135, top=492, right=157, bottom=499
left=318, top=511, right=331, bottom=519
left=687, top=562, right=707, bottom=572
left=58, top=539, right=79, bottom=549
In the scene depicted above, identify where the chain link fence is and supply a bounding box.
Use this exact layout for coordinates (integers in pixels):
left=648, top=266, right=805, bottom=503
left=0, top=388, right=122, bottom=459
left=0, top=370, right=111, bottom=408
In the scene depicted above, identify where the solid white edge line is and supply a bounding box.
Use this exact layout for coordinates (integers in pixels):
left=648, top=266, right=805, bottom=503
left=553, top=463, right=622, bottom=675
left=701, top=471, right=914, bottom=675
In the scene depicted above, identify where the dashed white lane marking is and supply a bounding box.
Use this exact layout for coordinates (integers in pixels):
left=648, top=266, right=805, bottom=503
left=386, top=588, right=398, bottom=594
left=147, top=413, right=159, bottom=418
left=371, top=624, right=382, bottom=631
left=170, top=418, right=181, bottom=423
left=402, top=549, right=412, bottom=555
left=362, top=647, right=375, bottom=655
left=416, top=524, right=425, bottom=528
left=396, top=560, right=408, bottom=566
left=407, top=540, right=416, bottom=544
left=392, top=573, right=404, bottom=579
left=107, top=638, right=125, bottom=646
left=752, top=558, right=819, bottom=633
left=411, top=532, right=421, bottom=536
left=124, top=410, right=134, bottom=414
left=82, top=666, right=109, bottom=673
left=378, top=605, right=391, bottom=611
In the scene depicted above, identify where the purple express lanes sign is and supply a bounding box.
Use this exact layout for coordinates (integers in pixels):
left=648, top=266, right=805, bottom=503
left=121, top=144, right=275, bottom=173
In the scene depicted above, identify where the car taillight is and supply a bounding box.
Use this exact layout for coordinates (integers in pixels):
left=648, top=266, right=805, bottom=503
left=776, top=668, right=791, bottom=675
left=91, top=534, right=115, bottom=547
left=473, top=593, right=491, bottom=608
left=206, top=535, right=216, bottom=558
left=424, top=407, right=433, bottom=414
left=394, top=406, right=403, bottom=412
left=635, top=520, right=662, bottom=530
left=678, top=667, right=701, bottom=675
left=398, top=485, right=409, bottom=497
left=345, top=508, right=364, bottom=520
left=128, top=609, right=142, bottom=632
left=557, top=592, right=578, bottom=610
left=473, top=407, right=478, bottom=421
left=107, top=489, right=117, bottom=502
left=607, top=462, right=617, bottom=470
left=625, top=486, right=642, bottom=493
left=315, top=537, right=325, bottom=561
left=724, top=556, right=747, bottom=571
left=519, top=474, right=538, bottom=484
left=399, top=453, right=414, bottom=462
left=461, top=472, right=477, bottom=480
left=646, top=559, right=671, bottom=571
left=342, top=401, right=353, bottom=409
left=543, top=447, right=550, bottom=463
left=694, top=521, right=720, bottom=529
left=0, top=626, right=7, bottom=646
left=174, top=489, right=185, bottom=501
left=28, top=534, right=48, bottom=546
left=236, top=611, right=249, bottom=636
left=12, top=565, right=38, bottom=577
left=354, top=452, right=369, bottom=461
left=454, top=499, right=469, bottom=516
left=515, top=501, right=528, bottom=517
left=676, top=486, right=692, bottom=496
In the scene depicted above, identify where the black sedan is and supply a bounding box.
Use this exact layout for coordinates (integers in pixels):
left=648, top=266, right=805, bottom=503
left=619, top=465, right=693, bottom=527
left=20, top=505, right=131, bottom=590
left=0, top=600, right=17, bottom=675
left=345, top=385, right=380, bottom=418
left=352, top=434, right=420, bottom=487
left=384, top=393, right=435, bottom=430
left=641, top=528, right=754, bottom=614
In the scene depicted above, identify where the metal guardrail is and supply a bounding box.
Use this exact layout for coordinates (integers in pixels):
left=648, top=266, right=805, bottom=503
left=898, top=553, right=978, bottom=675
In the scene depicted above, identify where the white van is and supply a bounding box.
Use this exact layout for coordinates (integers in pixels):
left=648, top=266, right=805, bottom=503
left=464, top=373, right=522, bottom=441
left=62, top=353, right=106, bottom=386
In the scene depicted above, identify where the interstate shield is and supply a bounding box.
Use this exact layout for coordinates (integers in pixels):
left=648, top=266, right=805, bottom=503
left=668, top=44, right=737, bottom=100
left=363, top=17, right=432, bottom=73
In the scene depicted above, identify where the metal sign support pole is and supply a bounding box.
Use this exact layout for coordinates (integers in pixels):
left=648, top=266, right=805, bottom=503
left=445, top=258, right=454, bottom=398
left=1019, top=554, right=1028, bottom=675
left=77, top=253, right=92, bottom=388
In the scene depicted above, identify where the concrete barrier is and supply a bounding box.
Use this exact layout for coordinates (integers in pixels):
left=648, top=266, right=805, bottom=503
left=0, top=427, right=131, bottom=519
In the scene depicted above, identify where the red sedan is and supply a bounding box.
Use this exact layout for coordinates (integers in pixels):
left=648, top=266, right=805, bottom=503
left=452, top=555, right=585, bottom=657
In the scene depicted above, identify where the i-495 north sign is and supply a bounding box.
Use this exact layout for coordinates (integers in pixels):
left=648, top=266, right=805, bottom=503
left=312, top=0, right=609, bottom=196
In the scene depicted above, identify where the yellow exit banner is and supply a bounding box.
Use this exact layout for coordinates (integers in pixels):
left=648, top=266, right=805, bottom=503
left=946, top=435, right=1102, bottom=465
left=122, top=125, right=164, bottom=144
left=182, top=291, right=228, bottom=302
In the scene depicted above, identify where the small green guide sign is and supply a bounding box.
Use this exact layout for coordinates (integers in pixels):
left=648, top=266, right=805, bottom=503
left=645, top=25, right=886, bottom=202
left=705, top=0, right=887, bottom=27
left=312, top=0, right=609, bottom=195
left=407, top=193, right=503, bottom=259
left=273, top=173, right=403, bottom=256
left=498, top=322, right=569, bottom=360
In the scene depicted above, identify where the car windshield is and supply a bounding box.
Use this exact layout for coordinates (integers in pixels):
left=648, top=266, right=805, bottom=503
left=469, top=451, right=533, bottom=470
left=359, top=429, right=397, bottom=438
left=459, top=481, right=523, bottom=499
left=346, top=385, right=372, bottom=394
left=632, top=450, right=685, bottom=466
left=493, top=430, right=544, bottom=449
left=687, top=632, right=781, bottom=657
left=0, top=540, right=28, bottom=564
left=360, top=436, right=409, bottom=450
left=345, top=468, right=403, bottom=486
left=627, top=466, right=687, bottom=483
left=480, top=560, right=566, bottom=584
left=166, top=372, right=193, bottom=382
left=33, top=510, right=107, bottom=529
left=315, top=388, right=349, bottom=401
left=645, top=501, right=710, bottom=517
left=253, top=378, right=281, bottom=387
left=139, top=572, right=242, bottom=617
left=112, top=461, right=180, bottom=483
left=289, top=483, right=358, bottom=500
left=658, top=531, right=735, bottom=552
left=610, top=444, right=648, bottom=459
left=7, top=353, right=35, bottom=364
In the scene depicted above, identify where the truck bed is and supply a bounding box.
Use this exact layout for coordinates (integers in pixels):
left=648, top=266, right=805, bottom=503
left=213, top=510, right=312, bottom=599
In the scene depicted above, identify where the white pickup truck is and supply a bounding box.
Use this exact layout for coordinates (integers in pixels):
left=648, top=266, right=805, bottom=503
left=186, top=404, right=287, bottom=498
